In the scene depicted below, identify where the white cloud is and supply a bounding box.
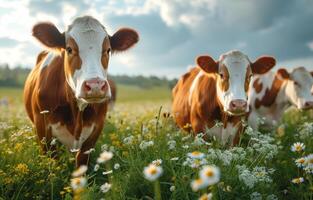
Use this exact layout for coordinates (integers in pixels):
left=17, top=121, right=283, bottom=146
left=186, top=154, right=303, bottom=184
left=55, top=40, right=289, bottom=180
left=308, top=41, right=313, bottom=51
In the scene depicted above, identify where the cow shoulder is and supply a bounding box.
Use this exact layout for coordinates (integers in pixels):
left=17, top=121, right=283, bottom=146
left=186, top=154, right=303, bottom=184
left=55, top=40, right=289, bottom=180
left=36, top=52, right=68, bottom=112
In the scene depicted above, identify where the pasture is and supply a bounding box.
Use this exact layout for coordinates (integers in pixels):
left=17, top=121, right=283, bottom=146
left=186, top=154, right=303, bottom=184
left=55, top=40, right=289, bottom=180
left=0, top=85, right=313, bottom=200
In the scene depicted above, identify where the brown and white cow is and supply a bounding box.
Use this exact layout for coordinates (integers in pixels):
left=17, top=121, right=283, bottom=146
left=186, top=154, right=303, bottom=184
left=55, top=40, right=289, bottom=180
left=24, top=16, right=138, bottom=166
left=248, top=67, right=313, bottom=130
left=107, top=79, right=117, bottom=110
left=172, top=50, right=276, bottom=145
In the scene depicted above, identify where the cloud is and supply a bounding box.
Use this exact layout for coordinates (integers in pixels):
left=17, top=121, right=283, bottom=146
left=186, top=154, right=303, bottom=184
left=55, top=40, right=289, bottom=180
left=0, top=37, right=18, bottom=47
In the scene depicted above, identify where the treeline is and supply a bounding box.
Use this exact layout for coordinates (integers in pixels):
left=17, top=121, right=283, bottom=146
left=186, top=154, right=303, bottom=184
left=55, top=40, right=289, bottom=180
left=0, top=64, right=177, bottom=89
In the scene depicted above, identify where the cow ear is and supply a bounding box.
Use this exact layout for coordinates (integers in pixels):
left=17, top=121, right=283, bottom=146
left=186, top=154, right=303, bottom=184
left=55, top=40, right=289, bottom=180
left=196, top=55, right=218, bottom=73
left=251, top=56, right=276, bottom=74
left=277, top=68, right=290, bottom=79
left=32, top=22, right=65, bottom=49
left=110, top=28, right=139, bottom=52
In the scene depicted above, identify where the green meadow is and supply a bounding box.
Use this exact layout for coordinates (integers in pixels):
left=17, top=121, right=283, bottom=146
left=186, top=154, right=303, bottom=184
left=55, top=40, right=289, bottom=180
left=0, top=85, right=312, bottom=200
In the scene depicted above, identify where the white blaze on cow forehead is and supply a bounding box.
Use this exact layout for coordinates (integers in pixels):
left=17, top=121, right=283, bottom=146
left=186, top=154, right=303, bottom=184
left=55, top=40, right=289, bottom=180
left=217, top=50, right=250, bottom=112
left=65, top=16, right=110, bottom=100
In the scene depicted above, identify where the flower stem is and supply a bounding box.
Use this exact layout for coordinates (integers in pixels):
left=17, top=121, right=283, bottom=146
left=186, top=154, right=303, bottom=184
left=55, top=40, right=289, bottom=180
left=154, top=181, right=162, bottom=200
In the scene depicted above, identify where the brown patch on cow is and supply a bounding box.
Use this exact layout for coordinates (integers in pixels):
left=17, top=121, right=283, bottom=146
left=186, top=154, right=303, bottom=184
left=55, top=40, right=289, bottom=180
left=253, top=77, right=263, bottom=93
left=218, top=64, right=230, bottom=92
left=101, top=37, right=111, bottom=69
left=254, top=72, right=285, bottom=109
left=64, top=37, right=82, bottom=77
left=108, top=79, right=116, bottom=103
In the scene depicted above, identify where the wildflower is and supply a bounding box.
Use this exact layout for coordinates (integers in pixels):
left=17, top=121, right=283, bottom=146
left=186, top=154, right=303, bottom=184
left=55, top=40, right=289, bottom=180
left=199, top=165, right=220, bottom=185
left=182, top=134, right=191, bottom=141
left=199, top=193, right=213, bottom=200
left=291, top=177, right=304, bottom=184
left=182, top=145, right=189, bottom=149
left=170, top=157, right=179, bottom=161
left=123, top=135, right=134, bottom=145
left=97, top=151, right=113, bottom=164
left=291, top=142, right=305, bottom=152
left=250, top=192, right=262, bottom=200
left=295, top=157, right=306, bottom=168
left=71, top=177, right=87, bottom=190
left=190, top=178, right=208, bottom=192
left=187, top=151, right=205, bottom=159
left=72, top=165, right=88, bottom=177
left=50, top=138, right=57, bottom=146
left=303, top=154, right=313, bottom=173
left=152, top=159, right=162, bottom=166
left=169, top=185, right=175, bottom=192
left=139, top=140, right=154, bottom=150
left=100, top=182, right=112, bottom=193
left=266, top=194, right=278, bottom=200
left=101, top=144, right=109, bottom=151
left=102, top=170, right=113, bottom=175
left=94, top=164, right=100, bottom=172
left=114, top=163, right=120, bottom=170
left=167, top=140, right=176, bottom=150
left=143, top=164, right=163, bottom=181
left=84, top=148, right=95, bottom=154
left=16, top=163, right=29, bottom=174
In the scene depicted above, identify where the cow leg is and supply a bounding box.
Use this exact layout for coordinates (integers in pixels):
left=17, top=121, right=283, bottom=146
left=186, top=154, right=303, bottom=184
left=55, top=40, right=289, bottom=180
left=75, top=127, right=103, bottom=167
left=33, top=114, right=56, bottom=157
left=190, top=113, right=205, bottom=136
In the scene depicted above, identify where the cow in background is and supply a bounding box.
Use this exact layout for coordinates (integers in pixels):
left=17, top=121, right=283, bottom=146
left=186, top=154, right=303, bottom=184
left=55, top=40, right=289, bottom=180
left=248, top=67, right=313, bottom=130
left=24, top=16, right=139, bottom=166
left=172, top=50, right=276, bottom=145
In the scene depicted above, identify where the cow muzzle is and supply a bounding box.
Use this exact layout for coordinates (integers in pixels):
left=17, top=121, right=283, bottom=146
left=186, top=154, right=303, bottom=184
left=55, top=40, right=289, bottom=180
left=301, top=101, right=313, bottom=110
left=80, top=78, right=110, bottom=103
left=227, top=99, right=248, bottom=116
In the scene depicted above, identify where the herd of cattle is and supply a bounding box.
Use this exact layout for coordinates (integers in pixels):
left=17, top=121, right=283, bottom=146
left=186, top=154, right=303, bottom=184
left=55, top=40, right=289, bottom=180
left=23, top=16, right=313, bottom=166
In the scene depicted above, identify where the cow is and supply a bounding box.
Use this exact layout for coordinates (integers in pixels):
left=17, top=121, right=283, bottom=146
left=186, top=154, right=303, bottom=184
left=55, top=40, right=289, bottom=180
left=24, top=16, right=139, bottom=166
left=172, top=50, right=276, bottom=145
left=248, top=67, right=313, bottom=130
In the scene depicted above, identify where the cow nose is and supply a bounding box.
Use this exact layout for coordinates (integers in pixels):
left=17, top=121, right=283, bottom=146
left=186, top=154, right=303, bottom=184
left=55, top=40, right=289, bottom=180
left=304, top=101, right=313, bottom=108
left=83, top=78, right=107, bottom=94
left=229, top=99, right=247, bottom=113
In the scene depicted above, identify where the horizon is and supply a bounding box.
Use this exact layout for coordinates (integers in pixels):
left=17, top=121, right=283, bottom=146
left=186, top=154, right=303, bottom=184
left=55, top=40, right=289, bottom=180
left=0, top=0, right=313, bottom=78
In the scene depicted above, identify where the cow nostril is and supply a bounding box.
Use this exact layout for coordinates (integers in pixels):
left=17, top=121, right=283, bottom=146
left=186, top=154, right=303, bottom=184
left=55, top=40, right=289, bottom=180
left=101, top=82, right=107, bottom=91
left=85, top=83, right=92, bottom=91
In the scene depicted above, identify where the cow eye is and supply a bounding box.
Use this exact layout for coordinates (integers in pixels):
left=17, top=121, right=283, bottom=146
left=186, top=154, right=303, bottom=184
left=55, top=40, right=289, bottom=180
left=294, top=81, right=300, bottom=86
left=66, top=47, right=72, bottom=54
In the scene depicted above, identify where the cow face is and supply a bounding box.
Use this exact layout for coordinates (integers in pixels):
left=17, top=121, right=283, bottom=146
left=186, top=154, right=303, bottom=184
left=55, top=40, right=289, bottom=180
left=197, top=50, right=276, bottom=116
left=281, top=67, right=313, bottom=109
left=32, top=16, right=138, bottom=104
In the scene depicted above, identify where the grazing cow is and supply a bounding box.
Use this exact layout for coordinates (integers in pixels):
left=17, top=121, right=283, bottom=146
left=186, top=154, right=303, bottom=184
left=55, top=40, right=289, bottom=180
left=248, top=67, right=313, bottom=130
left=24, top=16, right=138, bottom=166
left=172, top=50, right=276, bottom=145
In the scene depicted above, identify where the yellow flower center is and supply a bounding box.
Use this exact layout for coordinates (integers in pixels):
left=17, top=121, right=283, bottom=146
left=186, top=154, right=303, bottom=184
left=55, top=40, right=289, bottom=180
left=192, top=151, right=200, bottom=156
left=298, top=158, right=305, bottom=164
left=295, top=145, right=302, bottom=151
left=206, top=169, right=214, bottom=177
left=149, top=168, right=157, bottom=175
left=195, top=179, right=203, bottom=184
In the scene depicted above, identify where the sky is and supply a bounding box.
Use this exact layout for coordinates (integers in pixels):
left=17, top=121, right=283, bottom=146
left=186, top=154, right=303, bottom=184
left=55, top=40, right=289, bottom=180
left=0, top=0, right=313, bottom=78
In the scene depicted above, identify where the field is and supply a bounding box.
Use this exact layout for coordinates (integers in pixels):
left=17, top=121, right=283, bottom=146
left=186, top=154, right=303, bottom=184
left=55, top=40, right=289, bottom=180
left=0, top=85, right=313, bottom=200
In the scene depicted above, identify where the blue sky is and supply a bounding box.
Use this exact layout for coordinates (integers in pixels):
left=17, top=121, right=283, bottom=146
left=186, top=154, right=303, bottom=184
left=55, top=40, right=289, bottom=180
left=0, top=0, right=313, bottom=78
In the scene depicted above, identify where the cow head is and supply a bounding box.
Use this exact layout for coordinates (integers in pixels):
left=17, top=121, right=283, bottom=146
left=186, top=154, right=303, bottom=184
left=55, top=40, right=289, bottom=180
left=197, top=50, right=276, bottom=116
left=278, top=67, right=313, bottom=109
left=32, top=16, right=138, bottom=105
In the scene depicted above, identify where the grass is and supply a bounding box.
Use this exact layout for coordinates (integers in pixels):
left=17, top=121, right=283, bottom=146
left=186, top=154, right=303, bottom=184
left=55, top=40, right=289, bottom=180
left=0, top=85, right=313, bottom=200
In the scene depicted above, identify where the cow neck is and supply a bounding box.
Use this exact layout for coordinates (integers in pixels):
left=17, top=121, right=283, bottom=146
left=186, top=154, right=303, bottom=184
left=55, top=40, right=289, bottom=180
left=255, top=73, right=286, bottom=109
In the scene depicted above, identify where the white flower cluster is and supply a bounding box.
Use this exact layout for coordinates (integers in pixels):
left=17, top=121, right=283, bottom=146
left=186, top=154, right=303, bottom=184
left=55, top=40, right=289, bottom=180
left=139, top=140, right=154, bottom=150
left=237, top=165, right=274, bottom=189
left=207, top=147, right=246, bottom=166
left=123, top=135, right=134, bottom=145
left=298, top=122, right=313, bottom=139
left=167, top=140, right=176, bottom=150
left=183, top=151, right=208, bottom=168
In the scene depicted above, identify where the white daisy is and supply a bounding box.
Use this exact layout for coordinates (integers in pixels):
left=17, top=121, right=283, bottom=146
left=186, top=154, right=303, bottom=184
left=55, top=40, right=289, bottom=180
left=291, top=177, right=304, bottom=184
left=114, top=163, right=120, bottom=170
left=100, top=182, right=112, bottom=193
left=97, top=151, right=113, bottom=164
left=72, top=165, right=88, bottom=177
left=70, top=177, right=87, bottom=190
left=187, top=151, right=205, bottom=159
left=295, top=157, right=306, bottom=168
left=169, top=185, right=175, bottom=192
left=190, top=178, right=208, bottom=192
left=143, top=164, right=163, bottom=181
left=291, top=142, right=305, bottom=152
left=199, top=193, right=213, bottom=200
left=199, top=165, right=220, bottom=186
